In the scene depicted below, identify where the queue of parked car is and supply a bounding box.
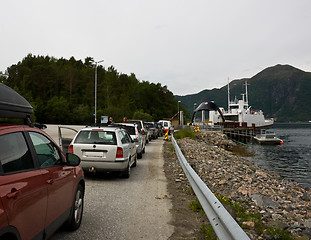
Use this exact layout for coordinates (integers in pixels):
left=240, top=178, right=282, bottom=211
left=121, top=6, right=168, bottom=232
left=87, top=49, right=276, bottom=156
left=0, top=83, right=174, bottom=240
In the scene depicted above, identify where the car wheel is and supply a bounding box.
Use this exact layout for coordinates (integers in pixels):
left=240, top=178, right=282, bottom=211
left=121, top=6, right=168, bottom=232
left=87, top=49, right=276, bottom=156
left=122, top=161, right=130, bottom=178
left=66, top=184, right=84, bottom=230
left=132, top=155, right=137, bottom=167
left=137, top=152, right=142, bottom=159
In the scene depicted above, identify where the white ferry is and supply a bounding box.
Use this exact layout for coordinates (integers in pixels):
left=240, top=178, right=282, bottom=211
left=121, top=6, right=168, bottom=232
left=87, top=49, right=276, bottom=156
left=209, top=81, right=274, bottom=129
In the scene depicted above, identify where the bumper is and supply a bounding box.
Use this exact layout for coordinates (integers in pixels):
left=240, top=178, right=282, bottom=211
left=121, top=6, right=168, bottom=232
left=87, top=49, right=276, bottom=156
left=81, top=159, right=128, bottom=172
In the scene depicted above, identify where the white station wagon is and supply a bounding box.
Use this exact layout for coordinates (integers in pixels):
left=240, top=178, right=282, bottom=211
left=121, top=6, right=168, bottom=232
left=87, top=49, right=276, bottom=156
left=68, top=126, right=137, bottom=178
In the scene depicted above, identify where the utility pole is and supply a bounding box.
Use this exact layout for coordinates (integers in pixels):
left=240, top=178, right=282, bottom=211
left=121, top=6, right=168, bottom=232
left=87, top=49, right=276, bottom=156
left=94, top=60, right=104, bottom=124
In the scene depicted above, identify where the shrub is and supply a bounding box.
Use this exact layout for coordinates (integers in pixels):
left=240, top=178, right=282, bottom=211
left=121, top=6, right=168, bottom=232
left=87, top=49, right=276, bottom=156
left=174, top=128, right=197, bottom=140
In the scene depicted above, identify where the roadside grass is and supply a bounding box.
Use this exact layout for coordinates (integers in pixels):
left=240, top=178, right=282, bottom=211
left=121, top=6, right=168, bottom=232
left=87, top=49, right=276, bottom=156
left=200, top=224, right=217, bottom=240
left=189, top=199, right=205, bottom=216
left=174, top=128, right=197, bottom=140
left=189, top=199, right=217, bottom=239
left=169, top=144, right=175, bottom=152
left=265, top=227, right=294, bottom=240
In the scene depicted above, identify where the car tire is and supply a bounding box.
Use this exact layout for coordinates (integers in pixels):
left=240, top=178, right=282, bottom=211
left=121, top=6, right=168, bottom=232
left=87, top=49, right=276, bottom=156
left=121, top=161, right=130, bottom=178
left=137, top=152, right=142, bottom=159
left=66, top=184, right=84, bottom=230
left=132, top=155, right=137, bottom=167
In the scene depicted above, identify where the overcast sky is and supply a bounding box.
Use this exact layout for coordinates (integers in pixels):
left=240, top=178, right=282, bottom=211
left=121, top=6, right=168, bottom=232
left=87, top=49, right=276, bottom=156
left=1, top=0, right=310, bottom=95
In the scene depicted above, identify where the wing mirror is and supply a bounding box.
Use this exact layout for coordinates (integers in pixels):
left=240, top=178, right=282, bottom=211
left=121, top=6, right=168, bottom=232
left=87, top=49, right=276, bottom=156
left=66, top=153, right=81, bottom=166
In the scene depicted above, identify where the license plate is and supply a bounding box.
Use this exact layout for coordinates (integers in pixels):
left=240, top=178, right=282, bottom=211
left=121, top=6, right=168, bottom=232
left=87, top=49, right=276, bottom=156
left=84, top=151, right=105, bottom=158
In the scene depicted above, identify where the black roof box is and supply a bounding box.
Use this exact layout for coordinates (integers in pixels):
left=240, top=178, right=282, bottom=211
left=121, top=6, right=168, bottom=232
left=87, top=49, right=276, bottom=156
left=0, top=83, right=33, bottom=119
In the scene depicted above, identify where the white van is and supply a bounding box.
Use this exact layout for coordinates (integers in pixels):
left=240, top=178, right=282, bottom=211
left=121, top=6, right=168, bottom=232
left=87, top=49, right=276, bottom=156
left=158, top=120, right=174, bottom=134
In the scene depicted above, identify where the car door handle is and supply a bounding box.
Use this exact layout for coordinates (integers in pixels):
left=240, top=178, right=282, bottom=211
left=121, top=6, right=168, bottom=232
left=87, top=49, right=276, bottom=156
left=6, top=188, right=21, bottom=199
left=47, top=179, right=54, bottom=184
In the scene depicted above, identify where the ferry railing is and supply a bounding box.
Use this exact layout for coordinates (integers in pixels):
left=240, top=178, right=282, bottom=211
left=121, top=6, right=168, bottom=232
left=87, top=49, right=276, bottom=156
left=171, top=135, right=250, bottom=240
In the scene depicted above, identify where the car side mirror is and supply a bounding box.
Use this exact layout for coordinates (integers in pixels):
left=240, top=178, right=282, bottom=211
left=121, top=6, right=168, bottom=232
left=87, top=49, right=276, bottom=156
left=66, top=153, right=81, bottom=166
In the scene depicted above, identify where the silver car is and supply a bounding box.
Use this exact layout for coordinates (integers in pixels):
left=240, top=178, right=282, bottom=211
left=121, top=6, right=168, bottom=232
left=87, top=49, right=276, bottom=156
left=113, top=123, right=145, bottom=159
left=128, top=120, right=149, bottom=144
left=68, top=126, right=137, bottom=178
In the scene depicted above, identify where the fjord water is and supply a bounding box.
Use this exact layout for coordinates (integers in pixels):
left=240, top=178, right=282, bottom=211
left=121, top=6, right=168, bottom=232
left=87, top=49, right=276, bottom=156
left=245, top=123, right=311, bottom=188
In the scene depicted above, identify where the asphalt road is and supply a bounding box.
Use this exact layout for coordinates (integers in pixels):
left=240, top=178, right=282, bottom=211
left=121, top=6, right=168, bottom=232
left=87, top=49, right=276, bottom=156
left=44, top=125, right=174, bottom=240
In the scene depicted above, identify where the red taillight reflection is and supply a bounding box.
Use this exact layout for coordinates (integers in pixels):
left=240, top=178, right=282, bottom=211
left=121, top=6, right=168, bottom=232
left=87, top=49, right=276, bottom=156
left=116, top=147, right=123, bottom=158
left=68, top=145, right=73, bottom=153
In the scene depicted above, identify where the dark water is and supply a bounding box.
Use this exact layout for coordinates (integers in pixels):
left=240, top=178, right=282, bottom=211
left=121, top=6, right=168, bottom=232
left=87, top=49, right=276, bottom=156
left=245, top=123, right=311, bottom=188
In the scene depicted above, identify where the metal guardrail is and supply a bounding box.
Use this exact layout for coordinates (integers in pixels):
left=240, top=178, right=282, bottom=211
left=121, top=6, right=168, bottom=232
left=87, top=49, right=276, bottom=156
left=171, top=135, right=250, bottom=240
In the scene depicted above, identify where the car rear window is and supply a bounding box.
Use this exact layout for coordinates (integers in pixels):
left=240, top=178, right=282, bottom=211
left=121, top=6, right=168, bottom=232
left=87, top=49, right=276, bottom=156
left=129, top=121, right=141, bottom=128
left=121, top=126, right=135, bottom=135
left=145, top=123, right=154, bottom=128
left=128, top=121, right=142, bottom=131
left=0, top=132, right=34, bottom=173
left=74, top=130, right=117, bottom=145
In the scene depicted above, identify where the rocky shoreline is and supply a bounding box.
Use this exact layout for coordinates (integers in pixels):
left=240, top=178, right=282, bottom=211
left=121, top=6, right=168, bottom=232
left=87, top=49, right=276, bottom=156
left=175, top=130, right=311, bottom=239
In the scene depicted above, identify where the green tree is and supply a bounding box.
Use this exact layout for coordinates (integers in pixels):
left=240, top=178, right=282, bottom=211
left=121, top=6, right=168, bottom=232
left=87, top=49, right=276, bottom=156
left=132, top=110, right=153, bottom=121
left=3, top=54, right=179, bottom=124
left=45, top=96, right=71, bottom=124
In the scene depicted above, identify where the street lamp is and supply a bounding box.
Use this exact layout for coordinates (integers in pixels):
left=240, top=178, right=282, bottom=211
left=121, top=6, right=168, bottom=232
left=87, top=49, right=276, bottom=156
left=94, top=60, right=104, bottom=124
left=193, top=103, right=197, bottom=124
left=178, top=100, right=181, bottom=126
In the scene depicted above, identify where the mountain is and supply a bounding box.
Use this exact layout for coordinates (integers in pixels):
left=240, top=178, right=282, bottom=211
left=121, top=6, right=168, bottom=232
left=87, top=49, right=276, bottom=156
left=176, top=64, right=311, bottom=122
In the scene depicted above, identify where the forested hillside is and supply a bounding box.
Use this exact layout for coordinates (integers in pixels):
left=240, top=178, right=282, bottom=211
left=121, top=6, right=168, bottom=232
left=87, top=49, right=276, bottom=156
left=176, top=64, right=311, bottom=122
left=0, top=54, right=179, bottom=124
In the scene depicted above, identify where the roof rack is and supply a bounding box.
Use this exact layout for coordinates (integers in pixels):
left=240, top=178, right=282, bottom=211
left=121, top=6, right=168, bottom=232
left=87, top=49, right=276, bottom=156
left=0, top=83, right=33, bottom=126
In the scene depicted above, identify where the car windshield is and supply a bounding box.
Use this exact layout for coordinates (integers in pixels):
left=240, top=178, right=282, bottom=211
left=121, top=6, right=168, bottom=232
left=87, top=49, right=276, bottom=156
left=74, top=130, right=117, bottom=145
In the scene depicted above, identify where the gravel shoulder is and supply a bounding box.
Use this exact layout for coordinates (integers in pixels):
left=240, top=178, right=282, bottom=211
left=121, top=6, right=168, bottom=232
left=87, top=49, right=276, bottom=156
left=163, top=140, right=207, bottom=240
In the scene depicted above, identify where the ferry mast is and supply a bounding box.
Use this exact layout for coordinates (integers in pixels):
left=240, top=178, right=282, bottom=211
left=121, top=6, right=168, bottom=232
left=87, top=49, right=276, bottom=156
left=227, top=77, right=230, bottom=112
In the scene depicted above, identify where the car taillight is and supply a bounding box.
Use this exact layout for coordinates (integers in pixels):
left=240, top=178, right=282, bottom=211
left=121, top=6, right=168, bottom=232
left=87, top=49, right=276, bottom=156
left=141, top=129, right=145, bottom=134
left=116, top=147, right=123, bottom=158
left=68, top=145, right=73, bottom=153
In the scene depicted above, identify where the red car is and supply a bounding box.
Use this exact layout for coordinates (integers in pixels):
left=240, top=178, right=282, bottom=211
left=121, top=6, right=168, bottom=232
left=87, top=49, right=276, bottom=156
left=0, top=83, right=85, bottom=240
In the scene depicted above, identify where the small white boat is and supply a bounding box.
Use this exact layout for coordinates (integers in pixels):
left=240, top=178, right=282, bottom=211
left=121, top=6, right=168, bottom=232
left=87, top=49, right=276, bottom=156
left=253, top=129, right=283, bottom=145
